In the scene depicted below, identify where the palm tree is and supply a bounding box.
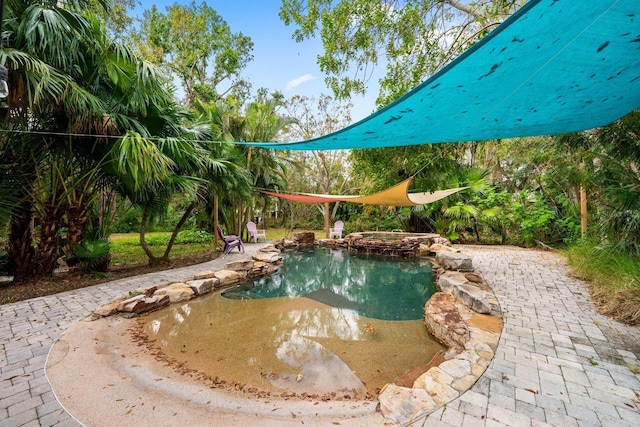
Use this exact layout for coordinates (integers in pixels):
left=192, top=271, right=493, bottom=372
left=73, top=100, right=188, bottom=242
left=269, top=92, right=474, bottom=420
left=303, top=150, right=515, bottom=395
left=192, top=98, right=252, bottom=242
left=0, top=1, right=193, bottom=278
left=237, top=95, right=296, bottom=236
left=1, top=0, right=103, bottom=280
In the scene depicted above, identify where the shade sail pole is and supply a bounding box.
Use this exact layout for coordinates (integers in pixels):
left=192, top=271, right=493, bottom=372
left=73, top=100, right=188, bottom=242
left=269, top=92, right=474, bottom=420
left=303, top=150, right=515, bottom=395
left=580, top=185, right=587, bottom=238
left=324, top=202, right=330, bottom=238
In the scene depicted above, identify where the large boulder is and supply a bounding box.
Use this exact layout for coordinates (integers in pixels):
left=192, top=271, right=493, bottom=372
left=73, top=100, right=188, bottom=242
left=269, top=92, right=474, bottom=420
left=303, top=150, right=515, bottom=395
left=429, top=243, right=459, bottom=253
left=452, top=283, right=492, bottom=314
left=259, top=244, right=280, bottom=253
left=435, top=251, right=473, bottom=272
left=274, top=239, right=296, bottom=250
left=93, top=300, right=122, bottom=317
left=193, top=270, right=217, bottom=280
left=154, top=282, right=195, bottom=303
left=253, top=251, right=282, bottom=263
left=225, top=260, right=254, bottom=272
left=417, top=244, right=431, bottom=256
left=117, top=294, right=170, bottom=314
left=214, top=269, right=245, bottom=286
left=424, top=292, right=470, bottom=350
left=437, top=271, right=468, bottom=293
left=438, top=271, right=496, bottom=314
left=294, top=232, right=315, bottom=244
left=412, top=367, right=459, bottom=407
left=186, top=278, right=218, bottom=295
left=378, top=384, right=437, bottom=426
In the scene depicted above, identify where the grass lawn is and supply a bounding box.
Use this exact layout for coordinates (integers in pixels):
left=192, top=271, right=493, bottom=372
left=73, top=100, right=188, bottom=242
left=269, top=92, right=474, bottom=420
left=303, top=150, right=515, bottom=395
left=565, top=240, right=640, bottom=325
left=109, top=228, right=324, bottom=266
left=109, top=232, right=215, bottom=266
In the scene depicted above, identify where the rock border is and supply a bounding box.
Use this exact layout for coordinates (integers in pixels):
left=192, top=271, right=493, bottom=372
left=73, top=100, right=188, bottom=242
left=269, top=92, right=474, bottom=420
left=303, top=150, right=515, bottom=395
left=91, top=244, right=283, bottom=319
left=314, top=231, right=450, bottom=258
left=378, top=249, right=503, bottom=426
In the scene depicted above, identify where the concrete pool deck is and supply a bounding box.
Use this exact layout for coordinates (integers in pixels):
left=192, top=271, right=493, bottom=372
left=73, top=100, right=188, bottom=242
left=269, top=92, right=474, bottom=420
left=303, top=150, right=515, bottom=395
left=1, top=245, right=640, bottom=426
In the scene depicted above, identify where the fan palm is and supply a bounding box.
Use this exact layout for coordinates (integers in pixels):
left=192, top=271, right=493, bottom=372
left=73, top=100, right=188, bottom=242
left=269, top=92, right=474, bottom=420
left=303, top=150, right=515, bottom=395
left=0, top=1, right=198, bottom=278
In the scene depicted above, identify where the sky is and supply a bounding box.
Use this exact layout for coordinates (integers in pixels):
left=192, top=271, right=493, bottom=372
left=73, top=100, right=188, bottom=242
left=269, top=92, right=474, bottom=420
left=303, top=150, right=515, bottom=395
left=132, top=1, right=381, bottom=123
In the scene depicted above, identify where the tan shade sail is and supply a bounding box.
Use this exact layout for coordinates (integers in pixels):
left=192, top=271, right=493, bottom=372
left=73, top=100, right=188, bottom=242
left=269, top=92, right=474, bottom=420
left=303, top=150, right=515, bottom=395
left=261, top=178, right=466, bottom=206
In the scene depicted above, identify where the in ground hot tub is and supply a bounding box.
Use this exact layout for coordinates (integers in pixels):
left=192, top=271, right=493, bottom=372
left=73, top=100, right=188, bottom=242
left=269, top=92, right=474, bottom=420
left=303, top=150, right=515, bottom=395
left=344, top=231, right=443, bottom=257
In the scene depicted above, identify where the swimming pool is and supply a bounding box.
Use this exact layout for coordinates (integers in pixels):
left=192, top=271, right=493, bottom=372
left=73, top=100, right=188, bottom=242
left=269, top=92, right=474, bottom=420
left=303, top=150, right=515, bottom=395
left=140, top=248, right=443, bottom=397
left=223, top=248, right=436, bottom=320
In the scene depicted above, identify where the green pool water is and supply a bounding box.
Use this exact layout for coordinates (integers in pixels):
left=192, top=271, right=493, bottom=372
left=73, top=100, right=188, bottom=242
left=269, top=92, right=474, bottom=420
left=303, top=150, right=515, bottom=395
left=223, top=247, right=436, bottom=321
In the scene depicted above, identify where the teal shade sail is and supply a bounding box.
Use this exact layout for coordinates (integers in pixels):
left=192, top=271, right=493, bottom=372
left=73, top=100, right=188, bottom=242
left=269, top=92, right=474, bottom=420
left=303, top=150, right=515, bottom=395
left=243, top=0, right=640, bottom=150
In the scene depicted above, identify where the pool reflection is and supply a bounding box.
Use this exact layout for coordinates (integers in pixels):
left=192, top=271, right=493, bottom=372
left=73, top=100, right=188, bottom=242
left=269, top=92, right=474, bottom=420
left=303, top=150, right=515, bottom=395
left=142, top=293, right=443, bottom=396
left=223, top=248, right=436, bottom=321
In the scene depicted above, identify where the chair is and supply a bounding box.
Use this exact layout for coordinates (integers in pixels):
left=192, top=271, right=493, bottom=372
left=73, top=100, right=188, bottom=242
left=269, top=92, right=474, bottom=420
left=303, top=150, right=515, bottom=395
left=329, top=220, right=344, bottom=239
left=246, top=221, right=267, bottom=243
left=217, top=226, right=245, bottom=255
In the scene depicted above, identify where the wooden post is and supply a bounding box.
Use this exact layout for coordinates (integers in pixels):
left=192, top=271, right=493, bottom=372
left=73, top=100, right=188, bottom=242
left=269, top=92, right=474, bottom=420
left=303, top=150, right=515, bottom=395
left=579, top=161, right=587, bottom=239
left=214, top=194, right=219, bottom=251
left=324, top=202, right=330, bottom=238
left=580, top=185, right=587, bottom=238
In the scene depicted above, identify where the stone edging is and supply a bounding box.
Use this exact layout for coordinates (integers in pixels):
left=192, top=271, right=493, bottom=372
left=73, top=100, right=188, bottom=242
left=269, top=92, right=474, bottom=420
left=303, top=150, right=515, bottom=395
left=377, top=249, right=503, bottom=426
left=90, top=244, right=283, bottom=318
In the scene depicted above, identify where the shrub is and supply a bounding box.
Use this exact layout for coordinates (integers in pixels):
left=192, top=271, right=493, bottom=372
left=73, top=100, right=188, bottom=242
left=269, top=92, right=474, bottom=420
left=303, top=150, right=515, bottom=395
left=69, top=239, right=111, bottom=272
left=175, top=230, right=215, bottom=244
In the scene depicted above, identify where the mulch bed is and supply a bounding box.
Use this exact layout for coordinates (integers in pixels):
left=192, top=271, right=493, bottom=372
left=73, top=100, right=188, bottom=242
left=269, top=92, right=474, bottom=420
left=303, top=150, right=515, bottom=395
left=0, top=251, right=219, bottom=305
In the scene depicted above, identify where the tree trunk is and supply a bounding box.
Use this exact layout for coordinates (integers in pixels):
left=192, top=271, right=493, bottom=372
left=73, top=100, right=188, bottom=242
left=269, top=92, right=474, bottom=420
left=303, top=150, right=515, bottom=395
left=34, top=202, right=63, bottom=276
left=65, top=198, right=88, bottom=266
left=243, top=205, right=252, bottom=241
left=580, top=185, right=587, bottom=238
left=7, top=203, right=35, bottom=283
left=473, top=217, right=481, bottom=242
left=161, top=201, right=197, bottom=261
left=139, top=206, right=165, bottom=266
left=214, top=194, right=220, bottom=250
left=67, top=203, right=88, bottom=246
left=324, top=202, right=330, bottom=238
left=98, top=189, right=117, bottom=237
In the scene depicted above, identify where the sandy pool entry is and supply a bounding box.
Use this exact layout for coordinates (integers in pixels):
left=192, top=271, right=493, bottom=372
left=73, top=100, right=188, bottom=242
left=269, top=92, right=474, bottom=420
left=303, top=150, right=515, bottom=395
left=138, top=292, right=444, bottom=397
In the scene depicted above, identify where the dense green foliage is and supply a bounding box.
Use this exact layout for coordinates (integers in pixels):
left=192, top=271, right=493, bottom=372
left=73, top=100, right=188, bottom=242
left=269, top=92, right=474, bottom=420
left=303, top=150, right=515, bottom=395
left=133, top=1, right=254, bottom=107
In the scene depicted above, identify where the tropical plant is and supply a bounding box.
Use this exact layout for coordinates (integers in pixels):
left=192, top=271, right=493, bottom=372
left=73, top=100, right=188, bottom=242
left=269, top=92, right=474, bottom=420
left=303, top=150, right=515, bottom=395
left=68, top=238, right=111, bottom=272
left=0, top=1, right=199, bottom=278
left=197, top=92, right=295, bottom=238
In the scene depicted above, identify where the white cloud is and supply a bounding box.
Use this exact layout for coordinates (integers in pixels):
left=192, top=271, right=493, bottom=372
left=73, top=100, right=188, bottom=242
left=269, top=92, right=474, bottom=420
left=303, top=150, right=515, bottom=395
left=285, top=74, right=317, bottom=91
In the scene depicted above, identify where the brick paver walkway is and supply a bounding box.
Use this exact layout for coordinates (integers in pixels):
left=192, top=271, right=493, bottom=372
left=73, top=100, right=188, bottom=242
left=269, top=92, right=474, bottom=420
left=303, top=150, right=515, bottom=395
left=1, top=245, right=639, bottom=426
left=424, top=246, right=640, bottom=427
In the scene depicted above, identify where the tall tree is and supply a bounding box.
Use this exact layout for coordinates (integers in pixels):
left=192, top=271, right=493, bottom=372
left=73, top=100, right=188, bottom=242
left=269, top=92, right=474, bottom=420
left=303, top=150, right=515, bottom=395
left=236, top=92, right=295, bottom=236
left=134, top=1, right=254, bottom=107
left=280, top=94, right=353, bottom=234
left=1, top=0, right=110, bottom=280
left=280, top=0, right=523, bottom=105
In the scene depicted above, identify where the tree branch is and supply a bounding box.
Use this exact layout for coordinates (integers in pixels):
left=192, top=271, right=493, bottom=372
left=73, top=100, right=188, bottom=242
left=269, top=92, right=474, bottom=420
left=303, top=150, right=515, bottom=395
left=441, top=0, right=482, bottom=19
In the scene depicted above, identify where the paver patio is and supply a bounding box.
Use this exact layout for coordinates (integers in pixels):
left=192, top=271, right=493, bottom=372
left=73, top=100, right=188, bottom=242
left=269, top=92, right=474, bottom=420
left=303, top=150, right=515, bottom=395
left=1, top=245, right=639, bottom=426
